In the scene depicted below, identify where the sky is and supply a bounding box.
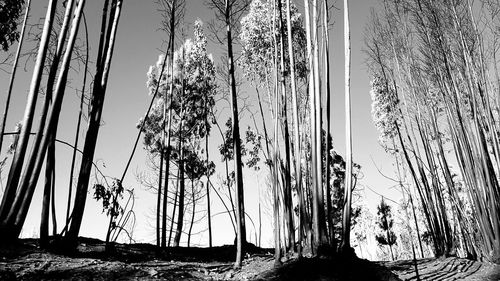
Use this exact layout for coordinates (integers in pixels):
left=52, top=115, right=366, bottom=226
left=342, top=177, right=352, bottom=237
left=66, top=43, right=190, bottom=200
left=0, top=0, right=399, bottom=252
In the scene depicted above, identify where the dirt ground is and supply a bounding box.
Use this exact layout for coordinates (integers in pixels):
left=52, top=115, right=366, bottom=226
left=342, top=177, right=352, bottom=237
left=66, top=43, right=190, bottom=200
left=0, top=238, right=499, bottom=280
left=381, top=257, right=500, bottom=281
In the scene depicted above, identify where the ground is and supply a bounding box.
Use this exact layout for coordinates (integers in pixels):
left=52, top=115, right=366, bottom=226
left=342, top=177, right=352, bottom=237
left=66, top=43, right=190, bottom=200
left=381, top=257, right=500, bottom=281
left=0, top=238, right=499, bottom=280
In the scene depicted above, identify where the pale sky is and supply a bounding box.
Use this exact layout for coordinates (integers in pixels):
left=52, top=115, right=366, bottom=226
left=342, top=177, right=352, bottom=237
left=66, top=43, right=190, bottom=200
left=0, top=0, right=399, bottom=249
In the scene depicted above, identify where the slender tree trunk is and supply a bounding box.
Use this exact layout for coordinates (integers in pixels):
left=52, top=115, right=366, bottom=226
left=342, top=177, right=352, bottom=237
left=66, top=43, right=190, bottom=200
left=67, top=14, right=89, bottom=227
left=161, top=0, right=177, bottom=249
left=277, top=0, right=295, bottom=254
left=173, top=48, right=186, bottom=247
left=386, top=226, right=395, bottom=261
left=258, top=192, right=262, bottom=247
left=0, top=0, right=56, bottom=227
left=157, top=149, right=164, bottom=248
left=40, top=140, right=54, bottom=247
left=12, top=0, right=85, bottom=230
left=304, top=0, right=320, bottom=256
left=341, top=0, right=353, bottom=253
left=323, top=0, right=335, bottom=248
left=65, top=0, right=122, bottom=248
left=157, top=88, right=166, bottom=247
left=187, top=180, right=195, bottom=247
left=50, top=160, right=57, bottom=237
left=0, top=0, right=31, bottom=158
left=205, top=98, right=212, bottom=248
left=224, top=0, right=246, bottom=268
left=39, top=0, right=78, bottom=246
left=312, top=0, right=327, bottom=248
left=272, top=1, right=281, bottom=265
left=173, top=143, right=185, bottom=247
left=162, top=106, right=173, bottom=248
left=285, top=0, right=303, bottom=255
left=168, top=167, right=180, bottom=247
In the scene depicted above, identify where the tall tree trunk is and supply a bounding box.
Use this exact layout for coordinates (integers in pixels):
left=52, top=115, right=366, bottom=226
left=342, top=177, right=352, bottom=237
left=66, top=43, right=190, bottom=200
left=0, top=0, right=56, bottom=228
left=174, top=89, right=185, bottom=247
left=0, top=0, right=31, bottom=158
left=312, top=0, right=327, bottom=248
left=224, top=0, right=246, bottom=269
left=341, top=0, right=353, bottom=253
left=304, top=0, right=320, bottom=256
left=205, top=96, right=212, bottom=248
left=277, top=0, right=295, bottom=254
left=160, top=0, right=178, bottom=249
left=65, top=0, right=122, bottom=248
left=11, top=0, right=85, bottom=233
left=157, top=97, right=166, bottom=247
left=285, top=0, right=304, bottom=256
left=162, top=104, right=173, bottom=248
left=39, top=0, right=77, bottom=245
left=272, top=1, right=281, bottom=265
left=323, top=0, right=334, bottom=247
left=67, top=13, right=89, bottom=227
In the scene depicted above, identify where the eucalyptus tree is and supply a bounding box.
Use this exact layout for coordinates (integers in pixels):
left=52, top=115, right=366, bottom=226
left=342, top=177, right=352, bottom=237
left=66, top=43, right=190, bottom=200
left=240, top=0, right=306, bottom=257
left=141, top=20, right=216, bottom=247
left=367, top=0, right=500, bottom=262
left=39, top=0, right=79, bottom=247
left=156, top=0, right=185, bottom=249
left=64, top=0, right=124, bottom=248
left=285, top=0, right=304, bottom=254
left=0, top=0, right=57, bottom=239
left=206, top=0, right=251, bottom=268
left=322, top=0, right=334, bottom=246
left=0, top=0, right=89, bottom=242
left=341, top=0, right=353, bottom=254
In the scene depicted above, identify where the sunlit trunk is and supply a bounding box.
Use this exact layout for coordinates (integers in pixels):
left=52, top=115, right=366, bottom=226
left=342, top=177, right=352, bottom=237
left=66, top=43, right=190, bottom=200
left=341, top=0, right=353, bottom=253
left=0, top=0, right=57, bottom=228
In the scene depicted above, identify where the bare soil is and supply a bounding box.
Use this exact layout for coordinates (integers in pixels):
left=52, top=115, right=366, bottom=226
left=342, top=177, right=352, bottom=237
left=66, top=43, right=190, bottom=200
left=0, top=238, right=498, bottom=280
left=381, top=257, right=500, bottom=281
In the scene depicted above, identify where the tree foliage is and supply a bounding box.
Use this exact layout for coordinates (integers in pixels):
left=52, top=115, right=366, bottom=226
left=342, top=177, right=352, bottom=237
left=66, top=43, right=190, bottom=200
left=0, top=0, right=25, bottom=51
left=239, top=0, right=307, bottom=84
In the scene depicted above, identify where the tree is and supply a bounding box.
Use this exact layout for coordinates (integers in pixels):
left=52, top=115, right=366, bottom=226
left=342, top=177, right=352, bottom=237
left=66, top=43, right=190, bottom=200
left=0, top=0, right=57, bottom=240
left=375, top=198, right=397, bottom=261
left=366, top=0, right=500, bottom=262
left=341, top=0, right=353, bottom=254
left=64, top=0, right=124, bottom=249
left=141, top=20, right=216, bottom=247
left=206, top=0, right=250, bottom=268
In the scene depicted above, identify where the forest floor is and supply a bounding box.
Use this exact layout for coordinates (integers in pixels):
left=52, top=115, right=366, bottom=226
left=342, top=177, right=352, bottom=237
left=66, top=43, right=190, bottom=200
left=0, top=238, right=499, bottom=280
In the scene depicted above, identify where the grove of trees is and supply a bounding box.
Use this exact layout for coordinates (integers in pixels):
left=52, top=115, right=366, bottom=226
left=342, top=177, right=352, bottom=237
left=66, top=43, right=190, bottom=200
left=368, top=0, right=500, bottom=264
left=6, top=0, right=480, bottom=274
